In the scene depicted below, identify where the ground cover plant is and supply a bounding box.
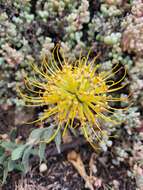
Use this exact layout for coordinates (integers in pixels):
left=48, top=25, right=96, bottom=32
left=0, top=0, right=143, bottom=189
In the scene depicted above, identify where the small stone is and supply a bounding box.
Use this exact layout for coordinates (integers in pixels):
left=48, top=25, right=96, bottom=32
left=107, top=140, right=112, bottom=147
left=39, top=163, right=48, bottom=173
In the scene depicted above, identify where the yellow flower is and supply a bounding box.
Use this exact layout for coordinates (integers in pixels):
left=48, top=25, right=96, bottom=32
left=18, top=44, right=129, bottom=149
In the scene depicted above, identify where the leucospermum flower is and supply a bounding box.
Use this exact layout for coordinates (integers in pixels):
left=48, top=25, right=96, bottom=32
left=18, top=45, right=129, bottom=149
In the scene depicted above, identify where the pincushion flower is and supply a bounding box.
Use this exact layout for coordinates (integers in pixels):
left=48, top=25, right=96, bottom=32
left=18, top=45, right=128, bottom=149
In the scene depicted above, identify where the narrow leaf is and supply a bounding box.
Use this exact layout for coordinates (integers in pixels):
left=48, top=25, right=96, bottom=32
left=2, top=162, right=8, bottom=184
left=55, top=130, right=61, bottom=154
left=39, top=143, right=46, bottom=164
left=22, top=145, right=32, bottom=173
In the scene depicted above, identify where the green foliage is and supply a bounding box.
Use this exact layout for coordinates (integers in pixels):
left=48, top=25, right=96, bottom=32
left=0, top=140, right=24, bottom=184
left=55, top=130, right=61, bottom=154
left=11, top=144, right=27, bottom=161
left=0, top=126, right=62, bottom=184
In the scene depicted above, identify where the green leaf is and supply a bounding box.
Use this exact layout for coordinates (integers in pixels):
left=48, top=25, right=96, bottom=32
left=55, top=130, right=61, bottom=154
left=39, top=143, right=46, bottom=164
left=2, top=162, right=8, bottom=184
left=0, top=155, right=7, bottom=165
left=11, top=144, right=27, bottom=161
left=38, top=126, right=55, bottom=163
left=8, top=158, right=24, bottom=173
left=0, top=146, right=5, bottom=156
left=30, top=148, right=38, bottom=156
left=22, top=145, right=33, bottom=173
left=2, top=167, right=8, bottom=184
left=8, top=159, right=15, bottom=172
left=1, top=141, right=17, bottom=151
left=14, top=163, right=25, bottom=172
left=28, top=128, right=46, bottom=141
left=42, top=127, right=54, bottom=141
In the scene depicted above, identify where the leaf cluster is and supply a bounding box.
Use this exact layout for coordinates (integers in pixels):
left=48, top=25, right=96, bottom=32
left=0, top=126, right=62, bottom=184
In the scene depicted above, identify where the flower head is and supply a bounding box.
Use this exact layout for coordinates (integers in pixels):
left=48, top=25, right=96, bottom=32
left=18, top=44, right=129, bottom=149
